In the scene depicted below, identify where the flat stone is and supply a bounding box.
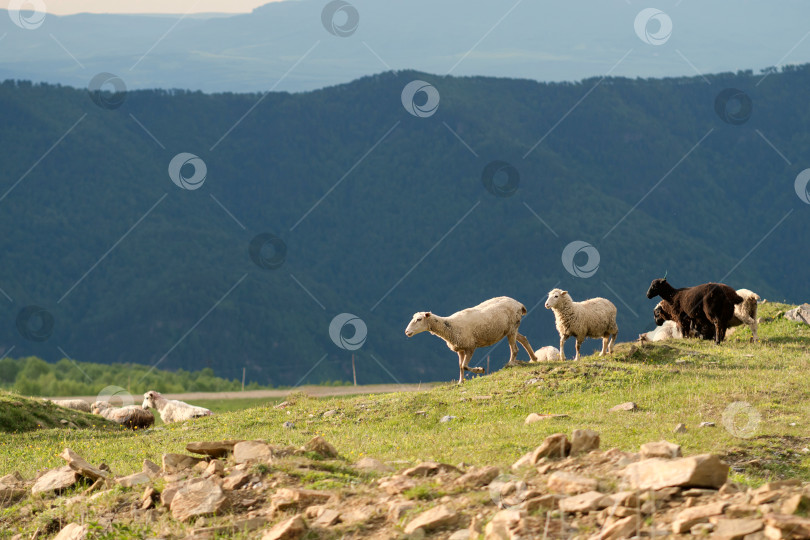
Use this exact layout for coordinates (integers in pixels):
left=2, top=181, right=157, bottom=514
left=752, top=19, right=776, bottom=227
left=624, top=454, right=729, bottom=490
left=116, top=472, right=151, bottom=488
left=547, top=471, right=598, bottom=495
left=403, top=504, right=458, bottom=534
left=379, top=475, right=416, bottom=495
left=440, top=415, right=456, bottom=423
left=262, top=514, right=307, bottom=540
left=401, top=461, right=459, bottom=477
left=484, top=509, right=528, bottom=539
left=222, top=471, right=251, bottom=491
left=640, top=440, right=682, bottom=459
left=314, top=508, right=341, bottom=527
left=0, top=471, right=24, bottom=487
left=558, top=491, right=606, bottom=513
left=525, top=413, right=569, bottom=424
left=162, top=453, right=203, bottom=473
left=570, top=429, right=600, bottom=455
left=763, top=513, right=810, bottom=538
left=233, top=441, right=274, bottom=464
left=53, top=523, right=88, bottom=540
left=273, top=488, right=331, bottom=510
left=609, top=402, right=637, bottom=412
left=303, top=436, right=338, bottom=458
left=142, top=459, right=161, bottom=478
left=711, top=518, right=763, bottom=539
left=186, top=440, right=242, bottom=458
left=600, top=515, right=641, bottom=540
left=530, top=433, right=571, bottom=463
left=511, top=452, right=533, bottom=471
left=354, top=457, right=393, bottom=473
left=454, top=466, right=500, bottom=488
left=60, top=448, right=109, bottom=481
left=31, top=466, right=80, bottom=494
left=671, top=501, right=728, bottom=533
left=170, top=477, right=228, bottom=522
left=781, top=493, right=810, bottom=515
left=601, top=491, right=640, bottom=508
left=699, top=422, right=716, bottom=428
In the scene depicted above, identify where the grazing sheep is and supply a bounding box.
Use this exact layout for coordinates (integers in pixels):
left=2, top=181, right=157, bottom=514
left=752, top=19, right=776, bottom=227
left=646, top=278, right=743, bottom=344
left=142, top=390, right=213, bottom=423
left=638, top=320, right=683, bottom=342
left=544, top=289, right=618, bottom=361
left=48, top=399, right=91, bottom=413
left=91, top=401, right=155, bottom=430
left=404, top=296, right=538, bottom=384
left=533, top=346, right=560, bottom=362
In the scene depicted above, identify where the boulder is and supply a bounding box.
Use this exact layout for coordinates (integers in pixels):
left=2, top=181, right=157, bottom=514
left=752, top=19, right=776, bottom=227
left=671, top=501, right=728, bottom=533
left=711, top=518, right=763, bottom=539
left=262, top=514, right=307, bottom=540
left=162, top=453, right=203, bottom=472
left=764, top=513, right=810, bottom=538
left=640, top=440, right=683, bottom=459
left=53, top=523, right=88, bottom=540
left=222, top=471, right=251, bottom=491
left=59, top=449, right=109, bottom=481
left=170, top=477, right=228, bottom=522
left=547, top=471, right=598, bottom=495
left=142, top=459, right=161, bottom=478
left=272, top=488, right=331, bottom=510
left=570, top=429, right=600, bottom=455
left=484, top=509, right=527, bottom=539
left=558, top=491, right=606, bottom=513
left=403, top=504, right=459, bottom=534
left=785, top=304, right=810, bottom=324
left=31, top=466, right=80, bottom=494
left=233, top=441, right=274, bottom=464
left=530, top=433, right=571, bottom=463
left=303, top=436, right=338, bottom=458
left=116, top=472, right=151, bottom=488
left=625, top=454, right=728, bottom=490
left=454, top=466, right=500, bottom=488
left=186, top=440, right=242, bottom=458
left=599, top=515, right=641, bottom=540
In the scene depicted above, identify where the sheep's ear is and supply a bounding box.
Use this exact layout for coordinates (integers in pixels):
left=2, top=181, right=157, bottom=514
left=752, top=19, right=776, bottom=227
left=562, top=290, right=568, bottom=296
left=425, top=312, right=431, bottom=318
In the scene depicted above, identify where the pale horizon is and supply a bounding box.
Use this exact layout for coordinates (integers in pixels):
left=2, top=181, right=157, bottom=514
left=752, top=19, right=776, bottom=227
left=0, top=0, right=286, bottom=15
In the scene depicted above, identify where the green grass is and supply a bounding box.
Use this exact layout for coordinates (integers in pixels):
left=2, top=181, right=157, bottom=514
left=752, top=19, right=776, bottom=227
left=2, top=302, right=809, bottom=488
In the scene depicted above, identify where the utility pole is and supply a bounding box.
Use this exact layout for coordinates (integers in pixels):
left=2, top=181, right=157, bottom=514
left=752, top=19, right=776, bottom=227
left=241, top=367, right=246, bottom=392
left=352, top=354, right=357, bottom=386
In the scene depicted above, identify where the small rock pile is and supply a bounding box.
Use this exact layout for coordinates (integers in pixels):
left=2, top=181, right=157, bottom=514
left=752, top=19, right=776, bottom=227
left=4, top=431, right=810, bottom=538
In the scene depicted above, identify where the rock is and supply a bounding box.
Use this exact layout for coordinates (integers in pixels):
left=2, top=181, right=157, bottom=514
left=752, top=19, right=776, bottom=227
left=379, top=475, right=417, bottom=495
left=233, top=441, right=274, bottom=464
left=262, top=514, right=307, bottom=540
left=304, top=435, right=338, bottom=458
left=624, top=454, right=729, bottom=490
left=142, top=459, right=161, bottom=478
left=160, top=482, right=182, bottom=506
left=602, top=491, right=640, bottom=508
left=341, top=505, right=376, bottom=525
left=511, top=452, right=533, bottom=471
left=699, top=422, right=716, bottom=428
left=0, top=471, right=24, bottom=486
left=272, top=488, right=331, bottom=510
left=525, top=413, right=569, bottom=424
left=711, top=518, right=763, bottom=539
left=640, top=440, right=683, bottom=459
left=757, top=479, right=801, bottom=491
left=599, top=515, right=641, bottom=540
left=454, top=466, right=500, bottom=488
left=322, top=409, right=338, bottom=417
left=314, top=508, right=341, bottom=527
left=53, top=523, right=88, bottom=540
left=484, top=509, right=527, bottom=539
left=782, top=493, right=810, bottom=515
left=570, top=429, right=600, bottom=455
left=401, top=462, right=459, bottom=477
left=763, top=513, right=810, bottom=538
left=523, top=493, right=559, bottom=511
left=170, top=477, right=228, bottom=522
left=204, top=460, right=225, bottom=477
left=671, top=501, right=728, bottom=533
left=116, top=472, right=151, bottom=488
left=162, top=453, right=203, bottom=472
left=388, top=501, right=415, bottom=522
left=222, top=471, right=251, bottom=491
left=691, top=522, right=714, bottom=535
left=609, top=402, right=637, bottom=412
left=448, top=530, right=471, bottom=540
left=282, top=421, right=295, bottom=429
left=785, top=303, right=810, bottom=324
left=403, top=504, right=458, bottom=534
left=440, top=415, right=456, bottom=423
left=530, top=433, right=571, bottom=463
left=674, top=423, right=688, bottom=433
left=547, top=471, right=598, bottom=495
left=59, top=448, right=109, bottom=481
left=354, top=457, right=393, bottom=473
left=31, top=466, right=80, bottom=494
left=186, top=440, right=242, bottom=458
left=0, top=486, right=26, bottom=504
left=558, top=491, right=606, bottom=513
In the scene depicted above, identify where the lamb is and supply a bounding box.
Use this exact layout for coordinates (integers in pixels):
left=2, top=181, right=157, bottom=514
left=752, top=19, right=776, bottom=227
left=142, top=390, right=213, bottom=423
left=533, top=346, right=560, bottom=362
left=638, top=320, right=682, bottom=342
left=646, top=278, right=743, bottom=344
left=404, top=296, right=538, bottom=383
left=91, top=401, right=155, bottom=430
left=544, top=289, right=618, bottom=361
left=48, top=399, right=91, bottom=413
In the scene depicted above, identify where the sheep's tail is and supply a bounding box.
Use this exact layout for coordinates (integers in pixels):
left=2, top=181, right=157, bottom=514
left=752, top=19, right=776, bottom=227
left=520, top=305, right=527, bottom=316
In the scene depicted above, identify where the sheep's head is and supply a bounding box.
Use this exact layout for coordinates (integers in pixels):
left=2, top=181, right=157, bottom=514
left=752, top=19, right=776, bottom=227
left=90, top=401, right=108, bottom=415
left=142, top=391, right=158, bottom=410
left=405, top=312, right=431, bottom=337
left=544, top=289, right=568, bottom=309
left=653, top=302, right=669, bottom=326
left=646, top=278, right=667, bottom=299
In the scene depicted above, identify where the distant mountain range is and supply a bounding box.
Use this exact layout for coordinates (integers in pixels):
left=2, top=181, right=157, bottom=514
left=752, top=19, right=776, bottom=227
left=3, top=0, right=810, bottom=92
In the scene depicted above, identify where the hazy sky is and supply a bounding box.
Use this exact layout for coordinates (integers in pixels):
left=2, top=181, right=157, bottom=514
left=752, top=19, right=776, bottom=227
left=0, top=0, right=282, bottom=15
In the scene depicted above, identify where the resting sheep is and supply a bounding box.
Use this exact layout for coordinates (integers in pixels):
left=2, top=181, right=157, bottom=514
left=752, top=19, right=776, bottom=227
left=91, top=401, right=155, bottom=430
left=544, top=289, right=618, bottom=361
left=142, top=390, right=213, bottom=423
left=404, top=296, right=537, bottom=383
left=533, top=346, right=560, bottom=362
left=48, top=399, right=91, bottom=413
left=646, top=278, right=744, bottom=344
left=638, top=320, right=683, bottom=342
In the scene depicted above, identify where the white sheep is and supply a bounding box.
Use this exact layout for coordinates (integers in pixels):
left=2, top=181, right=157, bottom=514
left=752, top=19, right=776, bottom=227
left=404, top=296, right=538, bottom=383
left=48, top=399, right=91, bottom=413
left=91, top=401, right=155, bottom=430
left=638, top=320, right=683, bottom=342
left=731, top=289, right=760, bottom=341
left=142, top=390, right=213, bottom=423
left=533, top=346, right=560, bottom=362
left=544, top=288, right=618, bottom=361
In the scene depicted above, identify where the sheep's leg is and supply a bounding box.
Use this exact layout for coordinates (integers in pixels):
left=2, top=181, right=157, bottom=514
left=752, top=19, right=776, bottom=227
left=559, top=335, right=567, bottom=361
left=713, top=321, right=723, bottom=344
left=462, top=350, right=485, bottom=375
left=505, top=334, right=521, bottom=366
left=609, top=333, right=617, bottom=353
left=574, top=337, right=584, bottom=361
left=457, top=351, right=465, bottom=384
left=600, top=336, right=608, bottom=356
left=738, top=313, right=758, bottom=341
left=516, top=333, right=537, bottom=362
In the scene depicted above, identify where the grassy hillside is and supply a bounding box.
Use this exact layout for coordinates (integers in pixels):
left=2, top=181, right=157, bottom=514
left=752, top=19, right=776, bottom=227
left=0, top=394, right=113, bottom=433
left=2, top=302, right=808, bottom=485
